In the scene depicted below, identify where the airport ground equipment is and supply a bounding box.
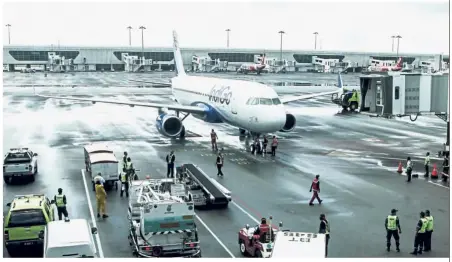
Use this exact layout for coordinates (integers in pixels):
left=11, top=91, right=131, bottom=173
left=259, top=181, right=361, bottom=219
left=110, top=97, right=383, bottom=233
left=85, top=151, right=119, bottom=191
left=238, top=221, right=284, bottom=258
left=3, top=147, right=38, bottom=184
left=177, top=164, right=231, bottom=208
left=127, top=178, right=201, bottom=258
left=331, top=89, right=360, bottom=111
left=270, top=231, right=326, bottom=258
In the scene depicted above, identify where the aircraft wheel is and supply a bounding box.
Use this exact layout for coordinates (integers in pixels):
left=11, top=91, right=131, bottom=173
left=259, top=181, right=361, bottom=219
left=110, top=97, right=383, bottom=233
left=239, top=128, right=246, bottom=135
left=239, top=240, right=249, bottom=256
left=180, top=126, right=186, bottom=139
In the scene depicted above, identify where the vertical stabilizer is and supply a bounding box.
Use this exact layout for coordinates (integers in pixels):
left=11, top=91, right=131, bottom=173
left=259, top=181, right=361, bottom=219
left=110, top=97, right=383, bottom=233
left=172, top=30, right=186, bottom=76
left=337, top=72, right=345, bottom=94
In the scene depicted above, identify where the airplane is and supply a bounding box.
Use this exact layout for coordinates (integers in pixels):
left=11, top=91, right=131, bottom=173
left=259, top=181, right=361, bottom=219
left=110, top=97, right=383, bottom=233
left=237, top=54, right=267, bottom=75
left=370, top=57, right=403, bottom=72
left=35, top=30, right=345, bottom=139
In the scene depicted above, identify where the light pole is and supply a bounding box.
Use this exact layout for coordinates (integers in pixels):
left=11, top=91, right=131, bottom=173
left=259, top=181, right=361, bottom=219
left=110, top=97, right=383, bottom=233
left=395, top=35, right=402, bottom=57
left=278, top=30, right=285, bottom=63
left=127, top=26, right=132, bottom=46
left=139, top=26, right=146, bottom=62
left=313, top=32, right=318, bottom=50
left=5, top=24, right=11, bottom=44
left=225, top=29, right=231, bottom=48
left=391, top=35, right=395, bottom=52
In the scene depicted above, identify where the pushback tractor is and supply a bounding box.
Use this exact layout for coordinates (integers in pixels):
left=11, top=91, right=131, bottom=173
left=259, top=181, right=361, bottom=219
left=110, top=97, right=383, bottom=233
left=127, top=178, right=201, bottom=257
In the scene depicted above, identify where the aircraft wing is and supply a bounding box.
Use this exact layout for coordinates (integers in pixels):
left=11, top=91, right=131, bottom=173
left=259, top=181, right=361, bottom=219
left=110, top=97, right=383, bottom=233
left=36, top=94, right=207, bottom=114
left=128, top=79, right=172, bottom=87
left=280, top=90, right=339, bottom=104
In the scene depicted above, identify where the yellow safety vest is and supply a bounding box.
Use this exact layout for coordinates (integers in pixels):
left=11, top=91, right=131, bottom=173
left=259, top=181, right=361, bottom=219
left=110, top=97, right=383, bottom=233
left=419, top=218, right=428, bottom=233
left=425, top=156, right=430, bottom=165
left=126, top=162, right=133, bottom=170
left=387, top=215, right=397, bottom=230
left=323, top=220, right=330, bottom=235
left=425, top=216, right=434, bottom=231
left=55, top=194, right=65, bottom=207
left=120, top=173, right=127, bottom=182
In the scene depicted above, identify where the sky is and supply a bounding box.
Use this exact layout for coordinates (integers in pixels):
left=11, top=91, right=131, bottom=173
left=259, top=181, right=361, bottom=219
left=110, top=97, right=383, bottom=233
left=2, top=0, right=450, bottom=54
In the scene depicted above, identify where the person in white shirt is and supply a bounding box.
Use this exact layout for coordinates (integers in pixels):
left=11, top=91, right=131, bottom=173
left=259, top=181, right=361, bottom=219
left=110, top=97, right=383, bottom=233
left=93, top=172, right=105, bottom=190
left=406, top=157, right=413, bottom=182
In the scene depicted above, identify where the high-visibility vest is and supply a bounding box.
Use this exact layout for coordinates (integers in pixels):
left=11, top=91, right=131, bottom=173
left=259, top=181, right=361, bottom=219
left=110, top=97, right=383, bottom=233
left=425, top=156, right=430, bottom=165
left=126, top=162, right=133, bottom=170
left=120, top=173, right=127, bottom=183
left=323, top=220, right=330, bottom=235
left=419, top=218, right=428, bottom=233
left=55, top=194, right=65, bottom=207
left=387, top=215, right=397, bottom=230
left=425, top=216, right=434, bottom=231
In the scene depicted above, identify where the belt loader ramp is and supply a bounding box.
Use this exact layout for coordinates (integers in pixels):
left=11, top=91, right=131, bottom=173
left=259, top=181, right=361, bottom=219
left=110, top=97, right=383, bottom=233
left=127, top=179, right=201, bottom=258
left=177, top=164, right=232, bottom=208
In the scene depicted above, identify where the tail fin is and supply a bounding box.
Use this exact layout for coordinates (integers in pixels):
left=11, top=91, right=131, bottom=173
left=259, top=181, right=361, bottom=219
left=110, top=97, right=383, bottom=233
left=172, top=30, right=186, bottom=76
left=337, top=72, right=345, bottom=94
left=396, top=57, right=403, bottom=67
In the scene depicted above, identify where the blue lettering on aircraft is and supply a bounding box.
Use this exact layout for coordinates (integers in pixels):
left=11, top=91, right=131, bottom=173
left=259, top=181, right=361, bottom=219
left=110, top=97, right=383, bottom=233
left=208, top=85, right=232, bottom=105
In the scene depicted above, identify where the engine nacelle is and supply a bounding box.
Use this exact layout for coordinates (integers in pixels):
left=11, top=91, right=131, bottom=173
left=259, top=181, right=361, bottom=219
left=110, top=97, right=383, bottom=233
left=155, top=113, right=183, bottom=137
left=279, top=113, right=296, bottom=132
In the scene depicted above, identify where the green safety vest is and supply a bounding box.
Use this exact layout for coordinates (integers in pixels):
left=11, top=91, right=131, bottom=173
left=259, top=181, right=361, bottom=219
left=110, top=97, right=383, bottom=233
left=425, top=216, right=434, bottom=231
left=425, top=156, right=430, bottom=165
left=387, top=215, right=397, bottom=230
left=120, top=173, right=127, bottom=182
left=126, top=162, right=133, bottom=170
left=419, top=218, right=428, bottom=233
left=323, top=220, right=330, bottom=235
left=55, top=194, right=65, bottom=207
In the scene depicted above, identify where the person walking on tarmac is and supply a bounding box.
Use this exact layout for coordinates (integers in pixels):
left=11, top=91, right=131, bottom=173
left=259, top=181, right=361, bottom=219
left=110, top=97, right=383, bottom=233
left=385, top=209, right=401, bottom=252
left=95, top=180, right=108, bottom=219
left=119, top=168, right=129, bottom=197
left=54, top=188, right=69, bottom=220
left=424, top=210, right=434, bottom=252
left=262, top=135, right=268, bottom=155
left=166, top=150, right=176, bottom=178
left=216, top=152, right=224, bottom=177
left=406, top=157, right=413, bottom=182
left=410, top=211, right=428, bottom=255
left=424, top=152, right=431, bottom=178
left=211, top=129, right=218, bottom=151
left=271, top=136, right=278, bottom=157
left=318, top=214, right=330, bottom=257
left=309, top=175, right=323, bottom=206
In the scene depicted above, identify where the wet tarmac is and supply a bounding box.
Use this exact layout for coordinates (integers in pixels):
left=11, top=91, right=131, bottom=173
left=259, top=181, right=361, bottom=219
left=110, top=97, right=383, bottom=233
left=3, top=72, right=450, bottom=258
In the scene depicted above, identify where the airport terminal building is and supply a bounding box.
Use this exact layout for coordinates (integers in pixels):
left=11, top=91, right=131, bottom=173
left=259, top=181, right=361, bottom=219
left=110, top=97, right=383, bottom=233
left=3, top=45, right=450, bottom=73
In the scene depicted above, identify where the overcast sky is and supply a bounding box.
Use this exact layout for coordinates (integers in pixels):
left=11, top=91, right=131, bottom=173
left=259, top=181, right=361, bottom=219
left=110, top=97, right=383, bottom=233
left=2, top=0, right=450, bottom=54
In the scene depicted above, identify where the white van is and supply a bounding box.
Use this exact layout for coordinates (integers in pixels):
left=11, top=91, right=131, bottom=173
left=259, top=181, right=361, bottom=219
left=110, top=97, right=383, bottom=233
left=270, top=231, right=326, bottom=258
left=43, top=219, right=99, bottom=258
left=87, top=152, right=119, bottom=190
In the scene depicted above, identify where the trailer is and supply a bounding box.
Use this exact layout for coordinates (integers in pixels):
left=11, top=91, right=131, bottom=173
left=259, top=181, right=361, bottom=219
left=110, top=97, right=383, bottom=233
left=177, top=164, right=232, bottom=208
left=127, top=178, right=201, bottom=258
left=271, top=231, right=326, bottom=258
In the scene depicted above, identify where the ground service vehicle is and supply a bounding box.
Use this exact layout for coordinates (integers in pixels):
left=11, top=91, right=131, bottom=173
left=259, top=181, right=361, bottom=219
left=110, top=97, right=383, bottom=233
left=331, top=89, right=360, bottom=111
left=177, top=164, right=231, bottom=208
left=271, top=231, right=326, bottom=258
left=238, top=221, right=283, bottom=258
left=86, top=152, right=119, bottom=190
left=4, top=194, right=55, bottom=256
left=43, top=218, right=99, bottom=258
left=127, top=178, right=201, bottom=257
left=3, top=147, right=38, bottom=184
left=83, top=144, right=114, bottom=167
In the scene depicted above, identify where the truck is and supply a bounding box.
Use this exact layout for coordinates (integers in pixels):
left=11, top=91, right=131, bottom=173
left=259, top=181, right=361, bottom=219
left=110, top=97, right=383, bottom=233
left=127, top=178, right=201, bottom=258
left=177, top=164, right=231, bottom=208
left=271, top=231, right=326, bottom=258
left=331, top=89, right=360, bottom=112
left=3, top=147, right=38, bottom=184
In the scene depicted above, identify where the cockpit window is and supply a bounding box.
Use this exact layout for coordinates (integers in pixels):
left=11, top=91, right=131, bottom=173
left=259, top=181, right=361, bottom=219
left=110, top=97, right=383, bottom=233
left=246, top=97, right=259, bottom=105
left=272, top=98, right=281, bottom=105
left=259, top=98, right=273, bottom=105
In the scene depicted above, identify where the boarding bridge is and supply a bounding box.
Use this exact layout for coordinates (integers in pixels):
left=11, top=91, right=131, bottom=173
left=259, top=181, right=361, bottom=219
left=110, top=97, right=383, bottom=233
left=191, top=56, right=227, bottom=72
left=121, top=53, right=152, bottom=72
left=48, top=52, right=73, bottom=72
left=359, top=73, right=449, bottom=121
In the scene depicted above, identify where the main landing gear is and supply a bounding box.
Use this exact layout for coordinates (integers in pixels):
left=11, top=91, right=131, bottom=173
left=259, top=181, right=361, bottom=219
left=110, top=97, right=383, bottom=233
left=239, top=128, right=260, bottom=139
left=176, top=111, right=190, bottom=139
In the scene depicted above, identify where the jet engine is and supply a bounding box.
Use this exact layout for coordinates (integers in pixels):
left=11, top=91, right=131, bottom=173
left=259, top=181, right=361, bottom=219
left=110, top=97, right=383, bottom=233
left=155, top=113, right=184, bottom=137
left=279, top=113, right=296, bottom=132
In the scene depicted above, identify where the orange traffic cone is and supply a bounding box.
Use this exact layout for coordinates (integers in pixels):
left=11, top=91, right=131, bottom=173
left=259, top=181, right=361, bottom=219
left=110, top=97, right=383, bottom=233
left=431, top=164, right=438, bottom=179
left=397, top=162, right=403, bottom=174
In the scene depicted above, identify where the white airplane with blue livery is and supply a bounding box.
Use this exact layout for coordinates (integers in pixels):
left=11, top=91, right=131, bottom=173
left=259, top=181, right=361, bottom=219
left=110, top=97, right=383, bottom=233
left=37, top=31, right=346, bottom=139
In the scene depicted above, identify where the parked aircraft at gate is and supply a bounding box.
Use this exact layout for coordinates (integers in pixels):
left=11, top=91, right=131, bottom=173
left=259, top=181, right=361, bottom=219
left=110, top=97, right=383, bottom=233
left=37, top=31, right=344, bottom=139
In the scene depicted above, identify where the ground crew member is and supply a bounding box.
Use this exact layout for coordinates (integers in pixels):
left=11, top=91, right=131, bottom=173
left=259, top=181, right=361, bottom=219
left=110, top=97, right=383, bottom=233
left=95, top=180, right=108, bottom=219
left=406, top=157, right=413, bottom=182
left=411, top=211, right=428, bottom=255
left=442, top=154, right=449, bottom=182
left=216, top=152, right=224, bottom=177
left=253, top=217, right=272, bottom=243
left=424, top=152, right=430, bottom=178
left=123, top=151, right=128, bottom=170
left=262, top=135, right=268, bottom=155
left=385, top=209, right=401, bottom=252
left=271, top=136, right=278, bottom=156
left=54, top=188, right=69, bottom=220
left=166, top=151, right=176, bottom=178
left=309, top=175, right=323, bottom=205
left=92, top=172, right=105, bottom=191
left=211, top=129, right=218, bottom=151
left=424, top=210, right=434, bottom=251
left=319, top=214, right=330, bottom=257
left=125, top=157, right=134, bottom=176
left=119, top=167, right=129, bottom=197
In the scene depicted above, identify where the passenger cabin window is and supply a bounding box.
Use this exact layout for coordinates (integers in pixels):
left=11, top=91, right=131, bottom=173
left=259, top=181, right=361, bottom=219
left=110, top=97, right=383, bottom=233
left=272, top=98, right=281, bottom=105
left=259, top=98, right=273, bottom=105
left=395, top=86, right=400, bottom=100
